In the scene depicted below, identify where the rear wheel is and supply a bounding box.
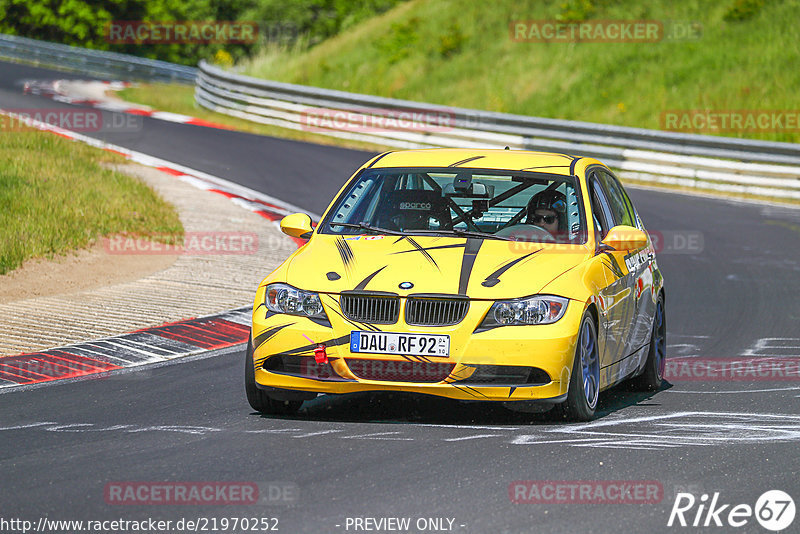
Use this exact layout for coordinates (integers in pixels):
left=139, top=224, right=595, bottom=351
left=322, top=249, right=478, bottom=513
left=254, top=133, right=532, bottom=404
left=629, top=293, right=666, bottom=391
left=558, top=312, right=600, bottom=421
left=244, top=336, right=302, bottom=415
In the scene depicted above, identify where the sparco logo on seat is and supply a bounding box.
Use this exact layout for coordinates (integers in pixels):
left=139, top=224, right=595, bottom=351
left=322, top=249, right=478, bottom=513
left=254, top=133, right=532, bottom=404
left=399, top=202, right=431, bottom=210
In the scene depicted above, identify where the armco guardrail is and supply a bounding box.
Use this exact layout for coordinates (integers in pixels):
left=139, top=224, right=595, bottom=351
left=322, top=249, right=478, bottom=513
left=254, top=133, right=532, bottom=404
left=196, top=60, right=800, bottom=200
left=0, top=33, right=196, bottom=83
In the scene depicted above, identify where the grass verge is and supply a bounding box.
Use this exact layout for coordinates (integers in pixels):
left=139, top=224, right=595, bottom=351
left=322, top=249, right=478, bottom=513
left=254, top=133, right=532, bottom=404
left=0, top=127, right=183, bottom=275
left=240, top=0, right=800, bottom=144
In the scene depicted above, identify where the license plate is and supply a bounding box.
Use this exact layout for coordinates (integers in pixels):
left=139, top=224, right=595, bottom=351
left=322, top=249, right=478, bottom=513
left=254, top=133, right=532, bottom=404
left=350, top=331, right=450, bottom=358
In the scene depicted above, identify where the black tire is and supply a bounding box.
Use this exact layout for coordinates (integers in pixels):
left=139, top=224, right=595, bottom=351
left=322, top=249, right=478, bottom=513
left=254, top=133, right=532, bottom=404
left=629, top=293, right=666, bottom=391
left=557, top=312, right=600, bottom=422
left=244, top=336, right=302, bottom=415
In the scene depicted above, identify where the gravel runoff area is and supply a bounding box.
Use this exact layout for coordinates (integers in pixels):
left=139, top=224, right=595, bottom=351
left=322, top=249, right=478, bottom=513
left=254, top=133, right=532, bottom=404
left=0, top=163, right=297, bottom=356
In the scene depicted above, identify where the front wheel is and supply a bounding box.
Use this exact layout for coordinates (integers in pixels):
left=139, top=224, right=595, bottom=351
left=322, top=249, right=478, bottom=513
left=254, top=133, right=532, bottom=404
left=629, top=293, right=666, bottom=391
left=244, top=335, right=302, bottom=415
left=557, top=312, right=600, bottom=421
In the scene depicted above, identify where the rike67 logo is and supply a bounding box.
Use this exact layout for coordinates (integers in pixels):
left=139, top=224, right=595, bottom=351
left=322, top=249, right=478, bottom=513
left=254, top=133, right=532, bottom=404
left=668, top=490, right=795, bottom=531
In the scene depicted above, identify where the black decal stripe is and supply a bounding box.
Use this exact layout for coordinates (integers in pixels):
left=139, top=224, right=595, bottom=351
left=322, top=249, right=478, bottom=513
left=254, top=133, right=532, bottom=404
left=481, top=250, right=542, bottom=287
left=461, top=384, right=490, bottom=398
left=253, top=322, right=296, bottom=352
left=519, top=164, right=572, bottom=171
left=354, top=266, right=387, bottom=290
left=351, top=317, right=381, bottom=333
left=391, top=243, right=466, bottom=255
left=448, top=156, right=485, bottom=167
left=403, top=237, right=439, bottom=270
left=602, top=256, right=624, bottom=278
left=473, top=324, right=503, bottom=334
left=449, top=383, right=488, bottom=399
left=367, top=151, right=393, bottom=168
left=569, top=157, right=582, bottom=175
left=282, top=335, right=350, bottom=356
left=308, top=316, right=332, bottom=328
left=457, top=239, right=483, bottom=295
left=335, top=238, right=355, bottom=273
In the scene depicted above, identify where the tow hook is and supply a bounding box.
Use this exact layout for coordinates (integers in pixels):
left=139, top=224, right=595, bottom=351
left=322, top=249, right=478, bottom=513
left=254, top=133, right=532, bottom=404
left=314, top=343, right=328, bottom=364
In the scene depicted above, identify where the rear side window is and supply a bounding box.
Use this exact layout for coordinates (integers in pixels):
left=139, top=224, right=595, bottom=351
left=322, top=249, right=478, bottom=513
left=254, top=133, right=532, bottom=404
left=598, top=170, right=636, bottom=227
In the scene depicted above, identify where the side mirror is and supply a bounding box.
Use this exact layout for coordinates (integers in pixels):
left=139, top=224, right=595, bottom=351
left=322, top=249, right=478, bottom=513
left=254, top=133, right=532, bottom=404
left=601, top=225, right=648, bottom=251
left=280, top=213, right=313, bottom=239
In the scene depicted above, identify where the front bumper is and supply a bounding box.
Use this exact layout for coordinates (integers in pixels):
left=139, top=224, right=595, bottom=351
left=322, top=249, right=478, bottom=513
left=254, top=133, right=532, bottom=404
left=251, top=289, right=583, bottom=402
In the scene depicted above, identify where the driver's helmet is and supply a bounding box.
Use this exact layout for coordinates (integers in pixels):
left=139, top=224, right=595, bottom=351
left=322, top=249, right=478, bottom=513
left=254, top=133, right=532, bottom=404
left=525, top=189, right=567, bottom=231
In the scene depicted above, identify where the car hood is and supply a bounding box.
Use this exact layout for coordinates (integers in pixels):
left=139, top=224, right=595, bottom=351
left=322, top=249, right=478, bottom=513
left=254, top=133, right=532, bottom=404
left=285, top=234, right=592, bottom=299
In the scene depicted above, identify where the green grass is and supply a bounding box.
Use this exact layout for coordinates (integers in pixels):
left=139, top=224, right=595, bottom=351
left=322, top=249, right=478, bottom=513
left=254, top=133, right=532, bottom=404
left=0, top=128, right=183, bottom=274
left=239, top=0, right=800, bottom=144
left=117, top=84, right=389, bottom=151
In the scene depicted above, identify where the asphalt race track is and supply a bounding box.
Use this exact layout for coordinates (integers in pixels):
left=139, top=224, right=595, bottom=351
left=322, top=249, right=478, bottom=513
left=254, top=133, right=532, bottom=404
left=2, top=60, right=800, bottom=533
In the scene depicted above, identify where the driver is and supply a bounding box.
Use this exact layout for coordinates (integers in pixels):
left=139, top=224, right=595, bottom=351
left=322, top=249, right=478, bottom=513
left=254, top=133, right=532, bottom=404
left=525, top=190, right=567, bottom=238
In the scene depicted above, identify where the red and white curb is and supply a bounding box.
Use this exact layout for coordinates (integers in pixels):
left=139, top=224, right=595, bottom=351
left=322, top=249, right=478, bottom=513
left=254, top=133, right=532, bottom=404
left=0, top=108, right=320, bottom=242
left=0, top=308, right=251, bottom=389
left=0, top=106, right=320, bottom=381
left=23, top=79, right=234, bottom=130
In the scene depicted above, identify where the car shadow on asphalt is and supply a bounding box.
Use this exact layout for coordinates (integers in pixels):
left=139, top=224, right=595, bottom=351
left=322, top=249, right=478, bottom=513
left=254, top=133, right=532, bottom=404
left=258, top=381, right=674, bottom=426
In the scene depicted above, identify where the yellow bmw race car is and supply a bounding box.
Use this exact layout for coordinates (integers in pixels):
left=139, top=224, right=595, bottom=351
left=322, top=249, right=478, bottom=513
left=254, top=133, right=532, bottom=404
left=245, top=149, right=665, bottom=421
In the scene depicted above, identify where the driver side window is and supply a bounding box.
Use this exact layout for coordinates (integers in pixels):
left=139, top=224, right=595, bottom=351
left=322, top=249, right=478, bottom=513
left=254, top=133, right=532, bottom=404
left=588, top=172, right=615, bottom=239
left=599, top=171, right=636, bottom=228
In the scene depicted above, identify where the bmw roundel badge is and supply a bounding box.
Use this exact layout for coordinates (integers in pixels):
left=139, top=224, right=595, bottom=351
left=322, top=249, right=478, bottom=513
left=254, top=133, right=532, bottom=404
left=399, top=281, right=414, bottom=289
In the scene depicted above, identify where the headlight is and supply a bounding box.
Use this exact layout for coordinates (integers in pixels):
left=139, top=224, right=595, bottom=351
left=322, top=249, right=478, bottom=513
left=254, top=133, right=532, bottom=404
left=265, top=283, right=327, bottom=319
left=480, top=295, right=569, bottom=327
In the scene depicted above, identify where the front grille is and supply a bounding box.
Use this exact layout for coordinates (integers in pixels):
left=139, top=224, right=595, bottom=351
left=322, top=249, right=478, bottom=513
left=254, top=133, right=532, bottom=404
left=340, top=293, right=399, bottom=324
left=455, top=365, right=551, bottom=385
left=346, top=358, right=455, bottom=383
left=405, top=297, right=469, bottom=326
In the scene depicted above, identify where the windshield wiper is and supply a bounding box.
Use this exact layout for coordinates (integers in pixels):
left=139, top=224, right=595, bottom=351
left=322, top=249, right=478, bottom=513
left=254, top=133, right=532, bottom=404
left=329, top=222, right=405, bottom=236
left=330, top=222, right=513, bottom=241
left=406, top=228, right=513, bottom=241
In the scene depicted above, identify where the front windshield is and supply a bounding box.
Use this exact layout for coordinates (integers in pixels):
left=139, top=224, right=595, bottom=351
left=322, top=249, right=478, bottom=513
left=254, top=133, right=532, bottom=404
left=321, top=167, right=586, bottom=243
